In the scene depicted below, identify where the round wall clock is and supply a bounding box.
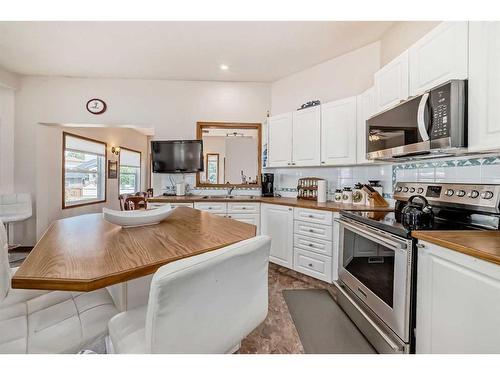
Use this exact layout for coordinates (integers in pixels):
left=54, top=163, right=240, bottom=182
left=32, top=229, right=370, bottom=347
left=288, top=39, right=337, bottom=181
left=86, top=98, right=107, bottom=115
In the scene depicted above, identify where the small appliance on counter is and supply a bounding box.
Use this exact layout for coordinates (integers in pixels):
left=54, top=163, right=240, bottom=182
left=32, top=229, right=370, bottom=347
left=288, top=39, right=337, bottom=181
left=176, top=182, right=186, bottom=196
left=261, top=173, right=274, bottom=197
left=400, top=195, right=434, bottom=230
left=334, top=189, right=343, bottom=203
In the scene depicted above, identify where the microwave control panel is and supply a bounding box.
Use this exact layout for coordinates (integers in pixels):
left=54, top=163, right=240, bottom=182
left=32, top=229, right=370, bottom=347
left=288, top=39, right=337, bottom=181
left=430, top=85, right=451, bottom=139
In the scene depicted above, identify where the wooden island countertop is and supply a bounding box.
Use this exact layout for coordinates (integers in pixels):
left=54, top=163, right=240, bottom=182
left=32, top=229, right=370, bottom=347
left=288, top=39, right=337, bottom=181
left=412, top=230, right=500, bottom=265
left=12, top=207, right=256, bottom=292
left=148, top=195, right=393, bottom=213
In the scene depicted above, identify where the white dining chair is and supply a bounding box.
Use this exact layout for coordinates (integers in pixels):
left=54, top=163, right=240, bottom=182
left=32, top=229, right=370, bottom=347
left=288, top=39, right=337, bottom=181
left=0, top=219, right=119, bottom=354
left=107, top=235, right=271, bottom=354
left=0, top=193, right=33, bottom=249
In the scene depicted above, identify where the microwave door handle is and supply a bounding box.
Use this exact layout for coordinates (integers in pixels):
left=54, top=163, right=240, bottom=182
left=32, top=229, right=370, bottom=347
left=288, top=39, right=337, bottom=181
left=417, top=92, right=430, bottom=142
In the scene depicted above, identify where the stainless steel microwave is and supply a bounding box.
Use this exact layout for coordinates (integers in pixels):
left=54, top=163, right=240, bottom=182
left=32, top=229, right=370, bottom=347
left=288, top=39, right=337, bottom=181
left=366, top=80, right=467, bottom=160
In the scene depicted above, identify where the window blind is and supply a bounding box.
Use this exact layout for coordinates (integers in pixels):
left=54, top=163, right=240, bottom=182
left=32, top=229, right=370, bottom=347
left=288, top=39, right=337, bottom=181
left=65, top=135, right=106, bottom=155
left=120, top=149, right=141, bottom=167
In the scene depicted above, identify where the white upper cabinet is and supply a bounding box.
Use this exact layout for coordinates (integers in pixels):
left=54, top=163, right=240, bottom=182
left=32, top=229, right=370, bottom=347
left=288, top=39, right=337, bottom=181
left=320, top=96, right=357, bottom=165
left=267, top=112, right=293, bottom=167
left=374, top=50, right=409, bottom=113
left=409, top=22, right=468, bottom=97
left=356, top=88, right=376, bottom=164
left=468, top=21, right=500, bottom=152
left=292, top=106, right=321, bottom=166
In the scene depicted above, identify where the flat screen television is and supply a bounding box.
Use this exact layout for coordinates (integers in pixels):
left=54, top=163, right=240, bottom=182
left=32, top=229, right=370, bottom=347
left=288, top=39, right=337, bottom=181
left=151, top=140, right=204, bottom=173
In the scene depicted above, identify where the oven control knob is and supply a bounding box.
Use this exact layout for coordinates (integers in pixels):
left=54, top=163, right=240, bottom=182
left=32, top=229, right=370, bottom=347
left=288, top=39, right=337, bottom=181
left=445, top=189, right=454, bottom=197
left=468, top=190, right=480, bottom=199
left=417, top=187, right=424, bottom=194
left=481, top=191, right=494, bottom=200
left=396, top=186, right=403, bottom=192
left=409, top=187, right=416, bottom=193
left=457, top=190, right=466, bottom=197
left=403, top=187, right=409, bottom=193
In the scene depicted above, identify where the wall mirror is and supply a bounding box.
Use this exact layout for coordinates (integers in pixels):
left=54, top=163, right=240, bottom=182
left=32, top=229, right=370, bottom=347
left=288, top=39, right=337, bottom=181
left=196, top=122, right=261, bottom=187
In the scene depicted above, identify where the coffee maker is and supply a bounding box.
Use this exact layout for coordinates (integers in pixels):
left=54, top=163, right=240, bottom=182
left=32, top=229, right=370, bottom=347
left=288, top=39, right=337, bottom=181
left=261, top=173, right=274, bottom=197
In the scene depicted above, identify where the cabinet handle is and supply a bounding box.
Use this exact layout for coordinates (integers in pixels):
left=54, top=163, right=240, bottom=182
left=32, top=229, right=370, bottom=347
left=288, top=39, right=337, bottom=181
left=309, top=229, right=314, bottom=233
left=308, top=214, right=313, bottom=218
left=292, top=163, right=296, bottom=165
left=416, top=243, right=425, bottom=248
left=308, top=263, right=313, bottom=267
left=227, top=215, right=231, bottom=218
left=288, top=208, right=292, bottom=211
left=308, top=243, right=313, bottom=247
left=287, top=162, right=291, bottom=165
left=242, top=207, right=246, bottom=210
left=321, top=161, right=325, bottom=164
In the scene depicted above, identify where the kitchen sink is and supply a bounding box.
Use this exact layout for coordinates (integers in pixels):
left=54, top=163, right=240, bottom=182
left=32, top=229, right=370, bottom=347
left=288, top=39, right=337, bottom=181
left=200, top=195, right=257, bottom=200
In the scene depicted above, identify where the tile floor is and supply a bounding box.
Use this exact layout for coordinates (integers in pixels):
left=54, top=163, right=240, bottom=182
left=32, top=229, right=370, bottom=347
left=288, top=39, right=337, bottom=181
left=239, top=263, right=336, bottom=354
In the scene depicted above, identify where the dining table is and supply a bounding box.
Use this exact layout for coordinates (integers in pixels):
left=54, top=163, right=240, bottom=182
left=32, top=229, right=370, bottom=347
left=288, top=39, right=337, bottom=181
left=11, top=207, right=257, bottom=293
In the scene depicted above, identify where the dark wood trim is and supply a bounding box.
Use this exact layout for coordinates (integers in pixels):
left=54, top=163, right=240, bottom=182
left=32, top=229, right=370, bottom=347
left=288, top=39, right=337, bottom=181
left=205, top=153, right=220, bottom=184
left=196, top=122, right=262, bottom=188
left=62, top=131, right=107, bottom=210
left=118, top=146, right=143, bottom=195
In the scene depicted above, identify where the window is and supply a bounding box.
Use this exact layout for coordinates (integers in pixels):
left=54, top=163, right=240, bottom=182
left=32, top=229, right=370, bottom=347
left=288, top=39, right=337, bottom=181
left=63, top=132, right=106, bottom=208
left=119, top=148, right=141, bottom=194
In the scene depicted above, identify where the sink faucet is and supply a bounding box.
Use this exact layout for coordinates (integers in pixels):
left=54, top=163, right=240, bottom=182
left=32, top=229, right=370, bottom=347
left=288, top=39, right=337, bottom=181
left=227, top=186, right=235, bottom=196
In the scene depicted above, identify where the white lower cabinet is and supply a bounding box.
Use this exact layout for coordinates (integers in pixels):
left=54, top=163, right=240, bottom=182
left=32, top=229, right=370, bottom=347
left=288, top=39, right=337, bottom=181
left=226, top=213, right=261, bottom=235
left=416, top=240, right=500, bottom=353
left=293, top=249, right=332, bottom=282
left=194, top=202, right=227, bottom=213
left=260, top=203, right=294, bottom=268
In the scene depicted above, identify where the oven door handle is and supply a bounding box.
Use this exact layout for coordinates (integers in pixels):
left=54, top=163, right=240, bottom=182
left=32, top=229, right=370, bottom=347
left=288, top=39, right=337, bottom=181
left=339, top=220, right=408, bottom=251
left=417, top=92, right=430, bottom=142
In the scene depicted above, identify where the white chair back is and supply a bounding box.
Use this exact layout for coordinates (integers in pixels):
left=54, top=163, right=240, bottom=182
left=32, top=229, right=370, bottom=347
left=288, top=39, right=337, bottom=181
left=0, top=219, right=10, bottom=302
left=144, top=235, right=271, bottom=353
left=0, top=193, right=32, bottom=218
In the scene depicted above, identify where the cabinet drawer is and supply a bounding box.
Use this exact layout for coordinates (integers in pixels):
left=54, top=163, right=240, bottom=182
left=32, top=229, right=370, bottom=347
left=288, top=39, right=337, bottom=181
left=294, top=207, right=332, bottom=225
left=293, top=248, right=332, bottom=282
left=171, top=202, right=194, bottom=208
left=227, top=202, right=260, bottom=214
left=194, top=202, right=227, bottom=213
left=294, top=220, right=333, bottom=241
left=294, top=234, right=332, bottom=256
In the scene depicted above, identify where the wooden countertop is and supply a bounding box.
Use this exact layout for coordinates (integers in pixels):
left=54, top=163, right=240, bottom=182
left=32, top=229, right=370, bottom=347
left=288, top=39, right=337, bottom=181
left=12, top=207, right=256, bottom=292
left=148, top=195, right=393, bottom=212
left=412, top=230, right=500, bottom=265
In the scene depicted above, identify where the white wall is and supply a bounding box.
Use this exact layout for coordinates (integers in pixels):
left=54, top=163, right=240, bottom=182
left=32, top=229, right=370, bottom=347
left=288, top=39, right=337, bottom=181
left=36, top=126, right=149, bottom=240
left=0, top=86, right=15, bottom=194
left=270, top=41, right=380, bottom=114
left=14, top=76, right=270, bottom=245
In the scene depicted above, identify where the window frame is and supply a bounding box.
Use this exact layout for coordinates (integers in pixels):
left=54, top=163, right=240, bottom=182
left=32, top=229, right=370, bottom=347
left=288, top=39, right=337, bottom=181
left=62, top=131, right=107, bottom=209
left=118, top=146, right=142, bottom=195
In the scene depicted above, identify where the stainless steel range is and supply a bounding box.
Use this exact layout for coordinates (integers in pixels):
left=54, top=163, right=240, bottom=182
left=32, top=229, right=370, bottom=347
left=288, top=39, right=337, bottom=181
left=334, top=182, right=500, bottom=354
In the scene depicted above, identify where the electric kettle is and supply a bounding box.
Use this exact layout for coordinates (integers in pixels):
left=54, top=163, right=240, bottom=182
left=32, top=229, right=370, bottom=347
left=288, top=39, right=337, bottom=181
left=401, top=195, right=434, bottom=230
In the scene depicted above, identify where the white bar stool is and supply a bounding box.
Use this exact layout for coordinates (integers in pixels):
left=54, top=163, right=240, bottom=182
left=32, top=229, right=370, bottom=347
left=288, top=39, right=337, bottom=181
left=0, top=193, right=32, bottom=250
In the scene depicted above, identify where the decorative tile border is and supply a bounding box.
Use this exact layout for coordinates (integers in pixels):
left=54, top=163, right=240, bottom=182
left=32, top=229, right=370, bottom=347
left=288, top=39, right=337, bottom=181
left=391, top=154, right=500, bottom=189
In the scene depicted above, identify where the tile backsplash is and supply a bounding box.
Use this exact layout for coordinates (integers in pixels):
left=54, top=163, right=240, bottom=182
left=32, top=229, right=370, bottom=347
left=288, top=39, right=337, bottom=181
left=152, top=154, right=500, bottom=200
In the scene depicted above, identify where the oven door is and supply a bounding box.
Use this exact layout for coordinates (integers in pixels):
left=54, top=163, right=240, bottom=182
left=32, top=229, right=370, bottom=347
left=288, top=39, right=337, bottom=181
left=366, top=94, right=431, bottom=160
left=338, top=218, right=413, bottom=342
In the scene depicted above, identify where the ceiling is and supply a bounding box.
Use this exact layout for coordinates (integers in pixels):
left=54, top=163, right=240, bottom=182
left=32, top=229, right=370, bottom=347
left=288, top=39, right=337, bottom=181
left=0, top=21, right=394, bottom=82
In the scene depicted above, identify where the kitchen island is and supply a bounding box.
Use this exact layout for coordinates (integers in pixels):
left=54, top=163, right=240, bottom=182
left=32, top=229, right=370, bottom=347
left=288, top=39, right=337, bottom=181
left=12, top=207, right=256, bottom=292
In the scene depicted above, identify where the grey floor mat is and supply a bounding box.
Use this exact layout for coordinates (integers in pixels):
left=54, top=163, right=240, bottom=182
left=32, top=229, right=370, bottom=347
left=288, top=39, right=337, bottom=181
left=283, top=289, right=376, bottom=354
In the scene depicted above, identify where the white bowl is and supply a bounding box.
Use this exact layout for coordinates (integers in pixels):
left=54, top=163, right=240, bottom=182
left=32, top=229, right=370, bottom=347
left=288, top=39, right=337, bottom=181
left=102, top=205, right=173, bottom=228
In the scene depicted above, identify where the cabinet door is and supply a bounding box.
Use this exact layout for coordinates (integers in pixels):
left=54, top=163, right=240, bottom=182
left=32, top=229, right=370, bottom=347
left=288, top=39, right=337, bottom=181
left=320, top=97, right=357, bottom=165
left=409, top=22, right=468, bottom=97
left=292, top=106, right=321, bottom=166
left=468, top=21, right=500, bottom=152
left=356, top=88, right=376, bottom=164
left=268, top=112, right=293, bottom=167
left=374, top=51, right=409, bottom=113
left=226, top=213, right=260, bottom=235
left=260, top=203, right=294, bottom=268
left=416, top=241, right=500, bottom=353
